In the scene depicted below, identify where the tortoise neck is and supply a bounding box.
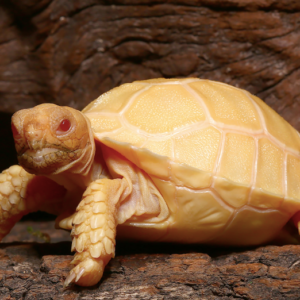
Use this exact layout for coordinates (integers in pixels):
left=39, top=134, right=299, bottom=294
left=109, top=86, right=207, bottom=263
left=88, top=142, right=111, bottom=181
left=60, top=113, right=96, bottom=176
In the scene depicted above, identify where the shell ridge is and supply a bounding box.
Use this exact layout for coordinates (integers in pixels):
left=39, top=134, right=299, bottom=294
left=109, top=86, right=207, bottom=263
left=85, top=112, right=118, bottom=118
left=209, top=210, right=237, bottom=243
left=209, top=187, right=235, bottom=211
left=100, top=118, right=210, bottom=140
left=245, top=204, right=286, bottom=214
left=247, top=137, right=259, bottom=205
left=191, top=187, right=235, bottom=243
left=283, top=152, right=288, bottom=202
left=134, top=78, right=202, bottom=86
left=181, top=82, right=213, bottom=123
left=171, top=123, right=211, bottom=139
left=217, top=127, right=300, bottom=159
left=212, top=124, right=263, bottom=135
left=120, top=84, right=152, bottom=116
left=177, top=186, right=235, bottom=212
left=212, top=131, right=226, bottom=178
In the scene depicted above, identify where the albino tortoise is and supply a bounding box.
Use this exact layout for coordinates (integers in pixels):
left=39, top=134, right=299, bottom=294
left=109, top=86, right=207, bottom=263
left=1, top=78, right=300, bottom=286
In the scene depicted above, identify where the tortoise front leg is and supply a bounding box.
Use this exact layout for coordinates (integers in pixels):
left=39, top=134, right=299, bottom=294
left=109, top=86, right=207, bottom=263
left=0, top=165, right=35, bottom=239
left=64, top=178, right=128, bottom=287
left=0, top=165, right=67, bottom=240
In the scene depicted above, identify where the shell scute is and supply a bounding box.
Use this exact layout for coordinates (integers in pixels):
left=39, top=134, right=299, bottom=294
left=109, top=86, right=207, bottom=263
left=213, top=178, right=250, bottom=208
left=105, top=128, right=146, bottom=147
left=217, top=132, right=255, bottom=185
left=134, top=147, right=170, bottom=180
left=255, top=138, right=284, bottom=196
left=142, top=139, right=173, bottom=158
left=250, top=189, right=283, bottom=209
left=167, top=188, right=233, bottom=243
left=174, top=126, right=221, bottom=173
left=123, top=84, right=206, bottom=134
left=87, top=115, right=122, bottom=133
left=170, top=162, right=212, bottom=190
left=250, top=94, right=300, bottom=152
left=286, top=154, right=300, bottom=200
left=213, top=206, right=289, bottom=245
left=100, top=138, right=139, bottom=167
left=281, top=155, right=300, bottom=214
left=83, top=82, right=145, bottom=114
left=189, top=81, right=262, bottom=131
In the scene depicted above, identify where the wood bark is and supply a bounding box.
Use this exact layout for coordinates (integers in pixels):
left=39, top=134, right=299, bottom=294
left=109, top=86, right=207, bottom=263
left=0, top=0, right=300, bottom=127
left=1, top=221, right=300, bottom=299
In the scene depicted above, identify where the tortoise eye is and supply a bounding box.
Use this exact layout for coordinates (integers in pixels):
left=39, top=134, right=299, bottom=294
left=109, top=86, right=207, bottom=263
left=58, top=119, right=71, bottom=132
left=11, top=123, right=21, bottom=138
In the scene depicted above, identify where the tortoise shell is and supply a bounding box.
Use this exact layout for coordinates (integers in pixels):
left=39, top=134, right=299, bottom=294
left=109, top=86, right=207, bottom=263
left=83, top=78, right=300, bottom=246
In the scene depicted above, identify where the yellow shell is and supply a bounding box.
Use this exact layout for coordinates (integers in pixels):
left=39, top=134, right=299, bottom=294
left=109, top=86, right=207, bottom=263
left=83, top=78, right=300, bottom=246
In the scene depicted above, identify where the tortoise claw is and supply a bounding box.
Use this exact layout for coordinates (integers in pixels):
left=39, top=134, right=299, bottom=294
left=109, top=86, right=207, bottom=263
left=75, top=268, right=85, bottom=282
left=64, top=271, right=76, bottom=288
left=64, top=258, right=104, bottom=286
left=64, top=267, right=85, bottom=287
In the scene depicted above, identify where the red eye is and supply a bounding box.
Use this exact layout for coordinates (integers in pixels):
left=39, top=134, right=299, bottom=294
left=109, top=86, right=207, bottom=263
left=58, top=119, right=71, bottom=132
left=11, top=123, right=20, bottom=138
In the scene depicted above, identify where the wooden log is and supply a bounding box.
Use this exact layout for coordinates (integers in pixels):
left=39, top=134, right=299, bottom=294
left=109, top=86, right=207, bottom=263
left=1, top=222, right=300, bottom=299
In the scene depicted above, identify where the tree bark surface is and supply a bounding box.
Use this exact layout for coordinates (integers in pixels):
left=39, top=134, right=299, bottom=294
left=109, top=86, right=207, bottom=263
left=1, top=221, right=300, bottom=299
left=0, top=0, right=300, bottom=128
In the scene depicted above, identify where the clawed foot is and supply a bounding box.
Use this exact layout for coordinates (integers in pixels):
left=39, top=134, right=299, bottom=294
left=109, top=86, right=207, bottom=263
left=64, top=258, right=104, bottom=287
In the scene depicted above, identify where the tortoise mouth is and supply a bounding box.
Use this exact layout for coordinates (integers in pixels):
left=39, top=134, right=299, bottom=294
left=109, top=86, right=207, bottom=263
left=26, top=148, right=60, bottom=162
left=18, top=147, right=74, bottom=175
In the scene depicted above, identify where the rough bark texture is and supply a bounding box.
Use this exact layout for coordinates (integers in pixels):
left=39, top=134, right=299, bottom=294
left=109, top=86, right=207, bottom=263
left=1, top=221, right=300, bottom=299
left=1, top=1, right=300, bottom=299
left=0, top=0, right=300, bottom=124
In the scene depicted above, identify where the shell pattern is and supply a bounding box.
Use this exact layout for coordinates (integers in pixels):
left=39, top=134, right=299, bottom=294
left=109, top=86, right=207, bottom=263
left=83, top=78, right=300, bottom=245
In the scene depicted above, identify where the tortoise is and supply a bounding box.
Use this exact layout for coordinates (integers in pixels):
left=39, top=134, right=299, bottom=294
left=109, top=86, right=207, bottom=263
left=1, top=78, right=300, bottom=287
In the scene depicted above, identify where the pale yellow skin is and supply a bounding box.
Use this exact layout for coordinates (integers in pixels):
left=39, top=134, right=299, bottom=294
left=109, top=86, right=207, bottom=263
left=1, top=78, right=300, bottom=287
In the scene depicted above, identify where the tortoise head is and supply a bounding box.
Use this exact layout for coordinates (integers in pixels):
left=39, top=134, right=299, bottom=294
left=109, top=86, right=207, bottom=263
left=11, top=104, right=95, bottom=175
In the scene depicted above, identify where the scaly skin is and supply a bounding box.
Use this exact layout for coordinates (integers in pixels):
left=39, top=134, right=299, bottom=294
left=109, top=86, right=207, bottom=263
left=0, top=165, right=67, bottom=239
left=64, top=178, right=127, bottom=286
left=0, top=166, right=35, bottom=239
